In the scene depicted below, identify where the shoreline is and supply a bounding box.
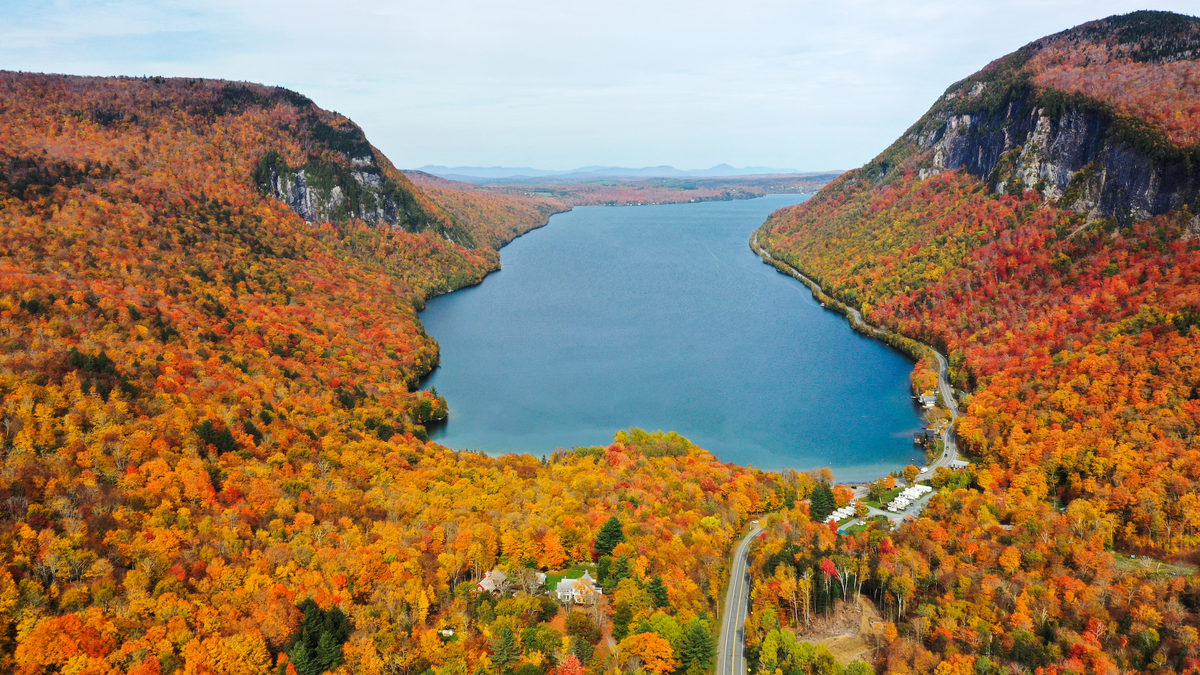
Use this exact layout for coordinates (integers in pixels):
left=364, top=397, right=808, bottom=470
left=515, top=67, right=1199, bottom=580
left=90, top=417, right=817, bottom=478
left=749, top=233, right=964, bottom=484
left=419, top=196, right=939, bottom=482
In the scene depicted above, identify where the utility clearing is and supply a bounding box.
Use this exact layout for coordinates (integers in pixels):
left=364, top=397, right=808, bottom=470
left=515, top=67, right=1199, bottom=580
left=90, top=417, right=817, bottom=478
left=797, top=598, right=882, bottom=665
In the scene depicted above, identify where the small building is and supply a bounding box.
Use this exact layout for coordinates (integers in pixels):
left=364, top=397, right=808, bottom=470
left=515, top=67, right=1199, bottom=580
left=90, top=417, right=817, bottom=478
left=915, top=428, right=938, bottom=445
left=476, top=570, right=508, bottom=595
left=555, top=571, right=603, bottom=604
left=918, top=392, right=937, bottom=409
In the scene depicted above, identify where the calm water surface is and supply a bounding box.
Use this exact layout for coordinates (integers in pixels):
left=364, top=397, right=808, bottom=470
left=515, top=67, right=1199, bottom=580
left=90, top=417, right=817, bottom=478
left=419, top=195, right=925, bottom=481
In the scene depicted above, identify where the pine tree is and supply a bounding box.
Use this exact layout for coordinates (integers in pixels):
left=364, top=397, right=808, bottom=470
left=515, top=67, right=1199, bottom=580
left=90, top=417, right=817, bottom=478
left=597, top=555, right=612, bottom=584
left=491, top=626, right=520, bottom=672
left=289, top=641, right=318, bottom=675
left=316, top=630, right=343, bottom=673
left=647, top=575, right=668, bottom=608
left=287, top=599, right=354, bottom=675
left=809, top=482, right=836, bottom=522
left=324, top=606, right=353, bottom=645
left=593, top=516, right=625, bottom=559
left=680, top=618, right=716, bottom=673
left=612, top=602, right=633, bottom=641
left=569, top=635, right=594, bottom=664
left=610, top=555, right=632, bottom=586
left=297, top=598, right=323, bottom=649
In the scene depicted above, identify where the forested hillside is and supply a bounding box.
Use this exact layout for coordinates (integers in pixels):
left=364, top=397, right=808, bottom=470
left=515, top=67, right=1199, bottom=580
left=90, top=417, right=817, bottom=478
left=0, top=71, right=792, bottom=674
left=754, top=11, right=1200, bottom=674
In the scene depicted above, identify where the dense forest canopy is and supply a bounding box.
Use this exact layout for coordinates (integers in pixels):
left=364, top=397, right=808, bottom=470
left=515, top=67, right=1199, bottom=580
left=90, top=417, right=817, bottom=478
left=6, top=9, right=1200, bottom=675
left=0, top=71, right=803, bottom=674
left=755, top=10, right=1200, bottom=675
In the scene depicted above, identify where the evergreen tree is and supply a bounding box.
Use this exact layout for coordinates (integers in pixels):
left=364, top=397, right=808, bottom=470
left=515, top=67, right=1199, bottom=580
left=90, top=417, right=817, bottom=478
left=297, top=598, right=323, bottom=648
left=680, top=618, right=716, bottom=674
left=289, top=641, right=318, bottom=675
left=809, top=482, right=836, bottom=522
left=491, top=626, right=520, bottom=672
left=568, top=635, right=594, bottom=664
left=610, top=555, right=632, bottom=586
left=646, top=575, right=668, bottom=608
left=593, top=516, right=625, bottom=559
left=596, top=555, right=612, bottom=585
left=315, top=630, right=343, bottom=673
left=612, top=602, right=633, bottom=641
left=287, top=599, right=354, bottom=675
left=323, top=606, right=353, bottom=645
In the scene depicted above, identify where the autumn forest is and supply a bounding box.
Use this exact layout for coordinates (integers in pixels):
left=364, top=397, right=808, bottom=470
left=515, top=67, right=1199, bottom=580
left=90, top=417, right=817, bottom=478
left=3, top=7, right=1200, bottom=675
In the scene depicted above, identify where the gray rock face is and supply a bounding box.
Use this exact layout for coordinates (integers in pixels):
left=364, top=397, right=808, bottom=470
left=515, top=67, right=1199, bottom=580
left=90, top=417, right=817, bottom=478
left=253, top=146, right=453, bottom=239
left=912, top=90, right=1198, bottom=224
left=265, top=163, right=396, bottom=226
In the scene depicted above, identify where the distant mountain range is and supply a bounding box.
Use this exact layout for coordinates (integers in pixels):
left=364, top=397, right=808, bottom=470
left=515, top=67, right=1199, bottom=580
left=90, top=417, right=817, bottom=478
left=416, top=164, right=821, bottom=181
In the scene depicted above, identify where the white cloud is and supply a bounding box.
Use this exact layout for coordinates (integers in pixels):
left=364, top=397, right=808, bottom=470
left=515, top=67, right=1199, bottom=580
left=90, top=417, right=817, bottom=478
left=2, top=0, right=1196, bottom=170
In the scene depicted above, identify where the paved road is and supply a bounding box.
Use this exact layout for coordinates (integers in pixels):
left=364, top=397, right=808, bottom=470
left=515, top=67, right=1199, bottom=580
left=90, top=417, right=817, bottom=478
left=718, top=524, right=763, bottom=675
left=751, top=234, right=962, bottom=474
left=925, top=350, right=961, bottom=472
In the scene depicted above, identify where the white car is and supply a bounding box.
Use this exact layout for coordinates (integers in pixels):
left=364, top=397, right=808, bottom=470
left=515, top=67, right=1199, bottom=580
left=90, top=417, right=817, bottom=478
left=919, top=466, right=928, bottom=474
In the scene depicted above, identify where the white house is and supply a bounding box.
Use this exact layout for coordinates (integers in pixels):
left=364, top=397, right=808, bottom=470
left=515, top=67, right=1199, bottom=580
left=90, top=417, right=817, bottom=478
left=555, top=571, right=603, bottom=604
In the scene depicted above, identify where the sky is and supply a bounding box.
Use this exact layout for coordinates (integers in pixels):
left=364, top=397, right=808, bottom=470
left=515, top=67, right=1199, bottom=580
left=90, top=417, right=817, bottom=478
left=3, top=1, right=1197, bottom=171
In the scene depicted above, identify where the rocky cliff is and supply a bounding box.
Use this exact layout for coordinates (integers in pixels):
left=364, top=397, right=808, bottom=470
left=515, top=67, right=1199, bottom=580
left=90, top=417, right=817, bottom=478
left=752, top=16, right=1200, bottom=670
left=874, top=10, right=1200, bottom=224
left=247, top=106, right=485, bottom=245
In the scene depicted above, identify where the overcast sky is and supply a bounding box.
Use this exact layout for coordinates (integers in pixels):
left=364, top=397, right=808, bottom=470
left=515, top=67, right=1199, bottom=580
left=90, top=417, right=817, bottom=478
left=3, top=1, right=1196, bottom=171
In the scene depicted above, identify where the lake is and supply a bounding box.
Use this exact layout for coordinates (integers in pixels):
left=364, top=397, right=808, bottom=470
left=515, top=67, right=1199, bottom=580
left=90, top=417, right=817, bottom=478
left=419, top=194, right=925, bottom=481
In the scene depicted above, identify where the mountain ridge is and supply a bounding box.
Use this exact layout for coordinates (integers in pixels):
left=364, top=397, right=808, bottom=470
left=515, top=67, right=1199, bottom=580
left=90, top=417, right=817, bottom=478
left=752, top=10, right=1200, bottom=674
left=417, top=163, right=820, bottom=181
left=857, top=9, right=1200, bottom=224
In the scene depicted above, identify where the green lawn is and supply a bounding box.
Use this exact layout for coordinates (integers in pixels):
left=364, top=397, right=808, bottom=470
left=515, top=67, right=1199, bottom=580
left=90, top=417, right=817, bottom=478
left=544, top=564, right=594, bottom=591
left=864, top=486, right=904, bottom=509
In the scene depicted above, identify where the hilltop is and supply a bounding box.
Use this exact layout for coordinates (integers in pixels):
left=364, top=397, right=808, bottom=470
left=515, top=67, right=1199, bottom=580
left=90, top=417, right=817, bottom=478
left=753, top=10, right=1200, bottom=675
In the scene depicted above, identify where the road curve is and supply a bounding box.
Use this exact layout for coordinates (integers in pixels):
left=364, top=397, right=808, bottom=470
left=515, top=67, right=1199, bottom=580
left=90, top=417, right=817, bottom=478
left=718, top=524, right=763, bottom=675
left=750, top=234, right=961, bottom=472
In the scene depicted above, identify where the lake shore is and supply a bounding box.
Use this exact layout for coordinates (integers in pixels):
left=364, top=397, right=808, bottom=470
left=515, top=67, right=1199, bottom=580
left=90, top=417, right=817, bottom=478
left=749, top=232, right=965, bottom=486
left=420, top=196, right=924, bottom=475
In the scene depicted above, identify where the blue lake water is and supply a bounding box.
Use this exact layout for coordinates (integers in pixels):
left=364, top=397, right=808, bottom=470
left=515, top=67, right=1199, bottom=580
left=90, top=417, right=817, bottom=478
left=419, top=194, right=926, bottom=481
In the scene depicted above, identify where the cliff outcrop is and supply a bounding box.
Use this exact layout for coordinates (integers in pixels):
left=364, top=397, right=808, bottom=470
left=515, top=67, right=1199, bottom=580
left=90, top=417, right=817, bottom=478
left=754, top=12, right=1200, bottom=670
left=874, top=10, right=1200, bottom=224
